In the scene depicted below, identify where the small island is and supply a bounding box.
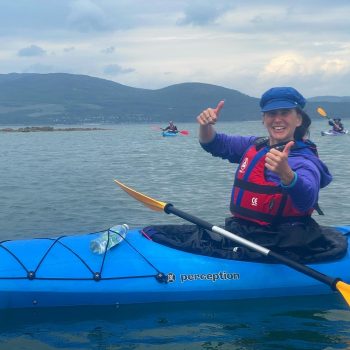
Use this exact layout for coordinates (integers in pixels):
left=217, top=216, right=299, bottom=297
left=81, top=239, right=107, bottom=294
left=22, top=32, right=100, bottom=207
left=0, top=126, right=107, bottom=133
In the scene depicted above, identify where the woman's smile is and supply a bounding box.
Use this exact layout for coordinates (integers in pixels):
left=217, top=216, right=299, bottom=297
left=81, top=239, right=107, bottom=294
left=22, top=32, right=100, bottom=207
left=264, top=109, right=302, bottom=144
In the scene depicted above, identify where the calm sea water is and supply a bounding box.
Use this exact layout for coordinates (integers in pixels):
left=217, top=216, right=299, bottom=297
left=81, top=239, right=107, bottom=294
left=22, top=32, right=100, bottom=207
left=0, top=120, right=350, bottom=349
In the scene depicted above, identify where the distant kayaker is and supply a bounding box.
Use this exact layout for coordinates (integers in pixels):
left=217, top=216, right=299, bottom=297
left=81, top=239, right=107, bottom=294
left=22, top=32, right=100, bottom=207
left=162, top=121, right=178, bottom=133
left=196, top=87, right=346, bottom=263
left=329, top=118, right=344, bottom=133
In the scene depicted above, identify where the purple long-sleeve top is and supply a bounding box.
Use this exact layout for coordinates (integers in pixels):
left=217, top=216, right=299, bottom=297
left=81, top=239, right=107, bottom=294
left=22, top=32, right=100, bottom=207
left=200, top=133, right=332, bottom=212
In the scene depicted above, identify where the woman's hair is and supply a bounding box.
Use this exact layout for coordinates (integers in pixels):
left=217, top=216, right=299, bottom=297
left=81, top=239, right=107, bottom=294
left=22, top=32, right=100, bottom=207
left=294, top=108, right=311, bottom=140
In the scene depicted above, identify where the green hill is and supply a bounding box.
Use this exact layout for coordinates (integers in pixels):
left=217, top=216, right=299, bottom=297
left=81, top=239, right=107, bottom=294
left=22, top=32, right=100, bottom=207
left=0, top=73, right=349, bottom=124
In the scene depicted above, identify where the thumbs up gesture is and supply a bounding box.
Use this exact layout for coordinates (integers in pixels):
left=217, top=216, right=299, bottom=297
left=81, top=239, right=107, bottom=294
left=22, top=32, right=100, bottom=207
left=265, top=141, right=295, bottom=186
left=197, top=100, right=225, bottom=126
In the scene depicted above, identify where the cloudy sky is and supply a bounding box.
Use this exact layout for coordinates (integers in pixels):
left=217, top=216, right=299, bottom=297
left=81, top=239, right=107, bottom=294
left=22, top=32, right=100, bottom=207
left=1, top=0, right=350, bottom=97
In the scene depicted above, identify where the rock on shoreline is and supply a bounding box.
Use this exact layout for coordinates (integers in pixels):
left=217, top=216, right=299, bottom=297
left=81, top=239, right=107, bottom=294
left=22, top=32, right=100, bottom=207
left=0, top=126, right=107, bottom=132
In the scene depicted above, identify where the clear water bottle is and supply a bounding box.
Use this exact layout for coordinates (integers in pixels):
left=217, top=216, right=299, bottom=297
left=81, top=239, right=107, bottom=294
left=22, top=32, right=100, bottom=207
left=90, top=224, right=129, bottom=254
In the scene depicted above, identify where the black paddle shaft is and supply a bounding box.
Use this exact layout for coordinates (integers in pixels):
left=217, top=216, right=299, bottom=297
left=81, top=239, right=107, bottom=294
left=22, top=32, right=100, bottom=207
left=164, top=203, right=340, bottom=290
left=164, top=203, right=213, bottom=231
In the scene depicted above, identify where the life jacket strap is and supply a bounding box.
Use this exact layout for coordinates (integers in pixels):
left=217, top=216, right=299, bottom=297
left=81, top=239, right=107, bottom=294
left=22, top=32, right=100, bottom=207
left=234, top=178, right=283, bottom=194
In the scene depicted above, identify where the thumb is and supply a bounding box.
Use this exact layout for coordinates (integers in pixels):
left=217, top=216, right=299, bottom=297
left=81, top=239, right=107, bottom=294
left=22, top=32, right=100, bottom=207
left=214, top=100, right=225, bottom=115
left=283, top=141, right=295, bottom=155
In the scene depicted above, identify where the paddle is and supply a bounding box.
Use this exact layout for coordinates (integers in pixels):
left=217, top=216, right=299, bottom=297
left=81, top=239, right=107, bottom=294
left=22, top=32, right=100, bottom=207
left=153, top=126, right=189, bottom=135
left=162, top=129, right=189, bottom=135
left=114, top=179, right=350, bottom=307
left=317, top=107, right=330, bottom=119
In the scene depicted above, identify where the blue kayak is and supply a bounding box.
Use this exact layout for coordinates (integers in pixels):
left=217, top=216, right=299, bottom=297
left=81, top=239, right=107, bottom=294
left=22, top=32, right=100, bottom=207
left=162, top=131, right=178, bottom=137
left=0, top=225, right=349, bottom=309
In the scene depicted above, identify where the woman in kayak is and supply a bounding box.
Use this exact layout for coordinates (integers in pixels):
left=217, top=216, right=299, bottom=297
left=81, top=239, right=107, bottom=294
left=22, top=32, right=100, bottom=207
left=162, top=121, right=178, bottom=133
left=196, top=86, right=345, bottom=262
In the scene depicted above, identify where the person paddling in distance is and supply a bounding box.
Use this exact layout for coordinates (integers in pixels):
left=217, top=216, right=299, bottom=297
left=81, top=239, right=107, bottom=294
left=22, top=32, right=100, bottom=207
left=329, top=117, right=345, bottom=133
left=162, top=120, right=178, bottom=133
left=196, top=86, right=346, bottom=263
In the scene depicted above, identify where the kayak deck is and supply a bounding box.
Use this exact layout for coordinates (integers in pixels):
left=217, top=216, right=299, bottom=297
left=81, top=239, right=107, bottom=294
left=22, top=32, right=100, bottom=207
left=0, top=226, right=349, bottom=309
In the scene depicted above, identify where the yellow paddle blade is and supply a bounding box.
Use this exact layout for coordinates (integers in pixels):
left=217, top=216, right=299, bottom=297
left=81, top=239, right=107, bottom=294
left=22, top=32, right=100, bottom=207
left=335, top=281, right=350, bottom=307
left=114, top=180, right=167, bottom=212
left=317, top=107, right=328, bottom=117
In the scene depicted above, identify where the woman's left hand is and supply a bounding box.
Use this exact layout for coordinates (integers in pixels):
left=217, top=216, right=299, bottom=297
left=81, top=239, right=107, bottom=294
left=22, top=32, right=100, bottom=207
left=265, top=141, right=295, bottom=185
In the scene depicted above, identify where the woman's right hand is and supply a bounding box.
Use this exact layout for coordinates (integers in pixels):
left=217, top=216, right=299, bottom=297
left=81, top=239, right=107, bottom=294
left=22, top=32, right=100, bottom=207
left=197, top=100, right=225, bottom=125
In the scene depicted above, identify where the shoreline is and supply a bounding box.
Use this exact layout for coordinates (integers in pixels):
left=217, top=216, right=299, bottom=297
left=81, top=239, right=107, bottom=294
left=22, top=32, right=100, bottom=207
left=0, top=126, right=107, bottom=132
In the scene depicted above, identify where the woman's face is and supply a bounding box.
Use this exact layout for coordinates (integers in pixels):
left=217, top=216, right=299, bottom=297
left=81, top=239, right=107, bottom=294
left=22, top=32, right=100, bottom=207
left=263, top=108, right=302, bottom=145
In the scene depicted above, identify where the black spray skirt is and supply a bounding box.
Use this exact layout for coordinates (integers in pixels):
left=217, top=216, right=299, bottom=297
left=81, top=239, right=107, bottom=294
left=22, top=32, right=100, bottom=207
left=142, top=217, right=348, bottom=264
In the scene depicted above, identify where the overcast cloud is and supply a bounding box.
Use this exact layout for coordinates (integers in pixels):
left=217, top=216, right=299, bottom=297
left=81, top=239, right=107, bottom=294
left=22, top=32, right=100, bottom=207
left=1, top=0, right=350, bottom=97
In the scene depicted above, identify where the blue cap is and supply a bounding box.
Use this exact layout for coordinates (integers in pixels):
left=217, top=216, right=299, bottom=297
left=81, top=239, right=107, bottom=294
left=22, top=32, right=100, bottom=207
left=260, top=87, right=306, bottom=112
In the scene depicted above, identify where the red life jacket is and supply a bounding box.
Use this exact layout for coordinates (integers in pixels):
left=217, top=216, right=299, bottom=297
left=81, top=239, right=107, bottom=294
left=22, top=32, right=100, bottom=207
left=230, top=139, right=315, bottom=226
